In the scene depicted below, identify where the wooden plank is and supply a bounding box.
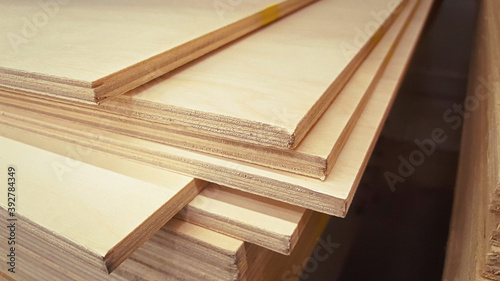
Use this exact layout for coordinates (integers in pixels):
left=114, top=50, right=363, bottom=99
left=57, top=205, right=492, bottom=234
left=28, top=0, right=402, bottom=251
left=1, top=212, right=329, bottom=281
left=0, top=137, right=311, bottom=257
left=481, top=0, right=500, bottom=278
left=0, top=137, right=205, bottom=274
left=0, top=0, right=316, bottom=103
left=177, top=183, right=311, bottom=255
left=1, top=0, right=418, bottom=180
left=111, top=0, right=404, bottom=149
left=0, top=0, right=434, bottom=217
left=442, top=1, right=499, bottom=279
left=485, top=0, right=500, bottom=194
left=5, top=0, right=405, bottom=149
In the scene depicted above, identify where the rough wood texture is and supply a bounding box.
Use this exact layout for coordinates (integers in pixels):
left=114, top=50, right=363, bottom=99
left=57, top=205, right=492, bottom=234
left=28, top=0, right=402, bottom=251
left=0, top=0, right=433, bottom=217
left=0, top=0, right=416, bottom=180
left=0, top=137, right=205, bottom=274
left=0, top=0, right=316, bottom=103
left=442, top=1, right=500, bottom=279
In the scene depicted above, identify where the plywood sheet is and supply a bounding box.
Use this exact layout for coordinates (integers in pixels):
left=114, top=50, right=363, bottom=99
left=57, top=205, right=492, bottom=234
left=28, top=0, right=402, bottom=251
left=109, top=0, right=404, bottom=149
left=0, top=0, right=315, bottom=103
left=2, top=0, right=417, bottom=180
left=0, top=211, right=329, bottom=281
left=178, top=183, right=311, bottom=254
left=0, top=137, right=204, bottom=274
left=7, top=0, right=405, bottom=149
left=1, top=139, right=310, bottom=259
left=0, top=0, right=433, bottom=217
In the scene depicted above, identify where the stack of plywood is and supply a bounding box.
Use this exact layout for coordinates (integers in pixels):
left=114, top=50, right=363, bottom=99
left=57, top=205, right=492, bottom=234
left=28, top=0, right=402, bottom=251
left=443, top=0, right=500, bottom=280
left=0, top=0, right=434, bottom=279
left=0, top=0, right=316, bottom=103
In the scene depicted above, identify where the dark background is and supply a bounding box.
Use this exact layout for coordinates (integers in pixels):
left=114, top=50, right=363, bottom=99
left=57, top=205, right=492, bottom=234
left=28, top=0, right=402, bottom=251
left=304, top=0, right=479, bottom=280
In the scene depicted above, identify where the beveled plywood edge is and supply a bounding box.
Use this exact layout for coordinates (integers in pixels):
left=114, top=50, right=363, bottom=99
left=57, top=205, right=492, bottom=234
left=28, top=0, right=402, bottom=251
left=0, top=206, right=109, bottom=274
left=289, top=0, right=409, bottom=149
left=0, top=0, right=318, bottom=105
left=93, top=0, right=320, bottom=103
left=0, top=135, right=208, bottom=275
left=341, top=0, right=435, bottom=217
left=176, top=183, right=308, bottom=255
left=103, top=178, right=208, bottom=273
left=0, top=0, right=433, bottom=220
left=0, top=0, right=416, bottom=181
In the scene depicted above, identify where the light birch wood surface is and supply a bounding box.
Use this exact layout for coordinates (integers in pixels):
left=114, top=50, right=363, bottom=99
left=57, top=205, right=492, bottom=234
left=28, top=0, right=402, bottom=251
left=0, top=0, right=315, bottom=103
left=111, top=0, right=404, bottom=149
left=4, top=0, right=404, bottom=149
left=0, top=137, right=204, bottom=274
left=0, top=0, right=433, bottom=217
left=0, top=209, right=328, bottom=280
left=1, top=0, right=416, bottom=180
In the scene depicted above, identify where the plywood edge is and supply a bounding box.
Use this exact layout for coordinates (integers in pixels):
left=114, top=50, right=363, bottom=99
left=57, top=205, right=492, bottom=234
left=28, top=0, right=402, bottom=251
left=0, top=0, right=318, bottom=105
left=0, top=206, right=108, bottom=274
left=321, top=0, right=419, bottom=178
left=93, top=0, right=320, bottom=103
left=0, top=113, right=348, bottom=216
left=103, top=179, right=207, bottom=273
left=341, top=0, right=435, bottom=216
left=163, top=218, right=245, bottom=257
left=290, top=0, right=408, bottom=149
left=176, top=184, right=307, bottom=254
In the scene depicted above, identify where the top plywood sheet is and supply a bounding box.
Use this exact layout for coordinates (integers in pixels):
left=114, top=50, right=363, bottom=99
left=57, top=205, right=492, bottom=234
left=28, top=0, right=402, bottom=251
left=105, top=0, right=405, bottom=149
left=0, top=0, right=416, bottom=180
left=26, top=0, right=406, bottom=149
left=0, top=0, right=315, bottom=103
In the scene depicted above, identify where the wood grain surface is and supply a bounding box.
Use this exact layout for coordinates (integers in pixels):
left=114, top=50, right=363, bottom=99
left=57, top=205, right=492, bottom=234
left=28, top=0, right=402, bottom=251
left=0, top=137, right=204, bottom=274
left=0, top=212, right=329, bottom=280
left=443, top=1, right=500, bottom=279
left=178, top=183, right=311, bottom=254
left=0, top=0, right=416, bottom=180
left=0, top=0, right=432, bottom=218
left=0, top=0, right=315, bottom=103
